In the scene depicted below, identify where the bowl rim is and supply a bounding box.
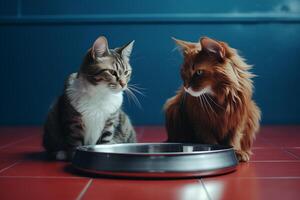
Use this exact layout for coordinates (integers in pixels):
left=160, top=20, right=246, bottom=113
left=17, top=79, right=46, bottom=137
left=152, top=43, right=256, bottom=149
left=75, top=143, right=235, bottom=156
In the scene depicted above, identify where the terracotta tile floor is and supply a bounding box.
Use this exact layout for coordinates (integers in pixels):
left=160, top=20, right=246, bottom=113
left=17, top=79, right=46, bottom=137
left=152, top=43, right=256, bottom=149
left=0, top=126, right=299, bottom=200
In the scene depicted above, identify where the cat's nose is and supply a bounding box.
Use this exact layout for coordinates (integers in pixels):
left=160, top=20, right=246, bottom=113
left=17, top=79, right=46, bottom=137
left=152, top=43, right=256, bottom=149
left=119, top=80, right=126, bottom=88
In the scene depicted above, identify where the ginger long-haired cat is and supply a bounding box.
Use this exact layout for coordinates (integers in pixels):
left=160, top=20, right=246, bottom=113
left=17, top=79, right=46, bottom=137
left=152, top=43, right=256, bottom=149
left=164, top=36, right=261, bottom=162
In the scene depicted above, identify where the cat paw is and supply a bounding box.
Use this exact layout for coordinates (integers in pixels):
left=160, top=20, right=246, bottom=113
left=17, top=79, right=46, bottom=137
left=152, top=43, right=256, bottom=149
left=235, top=150, right=250, bottom=162
left=55, top=150, right=75, bottom=161
left=56, top=151, right=67, bottom=161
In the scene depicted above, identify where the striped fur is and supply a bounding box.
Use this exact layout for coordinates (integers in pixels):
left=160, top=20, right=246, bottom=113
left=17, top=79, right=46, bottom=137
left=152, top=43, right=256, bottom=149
left=43, top=36, right=136, bottom=160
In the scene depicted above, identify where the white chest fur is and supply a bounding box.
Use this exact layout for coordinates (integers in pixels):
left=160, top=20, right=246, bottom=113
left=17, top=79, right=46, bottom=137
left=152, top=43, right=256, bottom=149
left=66, top=74, right=123, bottom=145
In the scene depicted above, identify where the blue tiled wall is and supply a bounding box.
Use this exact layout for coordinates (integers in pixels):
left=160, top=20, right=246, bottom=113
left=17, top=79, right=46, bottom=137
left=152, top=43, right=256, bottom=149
left=0, top=0, right=300, bottom=125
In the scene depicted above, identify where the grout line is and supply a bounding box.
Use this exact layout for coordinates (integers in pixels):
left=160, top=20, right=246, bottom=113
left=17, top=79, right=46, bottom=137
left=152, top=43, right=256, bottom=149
left=0, top=135, right=37, bottom=150
left=258, top=135, right=300, bottom=149
left=76, top=179, right=93, bottom=200
left=250, top=160, right=300, bottom=163
left=0, top=160, right=22, bottom=174
left=242, top=177, right=300, bottom=179
left=252, top=147, right=285, bottom=149
left=0, top=175, right=299, bottom=180
left=252, top=146, right=277, bottom=149
left=284, top=149, right=300, bottom=160
left=198, top=179, right=211, bottom=200
left=0, top=176, right=88, bottom=179
left=204, top=177, right=300, bottom=180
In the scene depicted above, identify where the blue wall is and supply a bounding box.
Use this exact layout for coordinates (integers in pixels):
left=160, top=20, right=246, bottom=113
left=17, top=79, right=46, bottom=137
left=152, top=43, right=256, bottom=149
left=0, top=0, right=300, bottom=125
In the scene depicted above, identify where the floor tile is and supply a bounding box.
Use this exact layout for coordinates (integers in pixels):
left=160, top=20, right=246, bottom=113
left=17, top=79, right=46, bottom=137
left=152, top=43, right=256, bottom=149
left=0, top=160, right=19, bottom=173
left=0, top=160, right=75, bottom=177
left=251, top=148, right=297, bottom=161
left=285, top=148, right=300, bottom=159
left=224, top=162, right=300, bottom=178
left=82, top=179, right=209, bottom=200
left=252, top=137, right=275, bottom=148
left=203, top=178, right=300, bottom=200
left=263, top=138, right=300, bottom=147
left=252, top=133, right=276, bottom=148
left=0, top=126, right=299, bottom=200
left=15, top=134, right=43, bottom=147
left=0, top=127, right=41, bottom=148
left=259, top=126, right=300, bottom=147
left=0, top=146, right=44, bottom=160
left=260, top=126, right=300, bottom=138
left=0, top=177, right=89, bottom=200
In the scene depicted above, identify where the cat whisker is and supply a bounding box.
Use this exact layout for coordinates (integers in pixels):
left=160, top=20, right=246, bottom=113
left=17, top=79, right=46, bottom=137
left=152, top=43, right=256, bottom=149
left=204, top=94, right=216, bottom=115
left=199, top=95, right=208, bottom=114
left=171, top=46, right=180, bottom=52
left=125, top=88, right=142, bottom=109
left=207, top=95, right=224, bottom=110
left=127, top=86, right=145, bottom=96
left=201, top=95, right=209, bottom=113
left=128, top=84, right=146, bottom=93
left=197, top=96, right=202, bottom=108
left=198, top=95, right=204, bottom=110
left=129, top=83, right=145, bottom=89
left=124, top=89, right=132, bottom=106
left=199, top=95, right=212, bottom=116
left=124, top=89, right=137, bottom=107
left=129, top=85, right=144, bottom=90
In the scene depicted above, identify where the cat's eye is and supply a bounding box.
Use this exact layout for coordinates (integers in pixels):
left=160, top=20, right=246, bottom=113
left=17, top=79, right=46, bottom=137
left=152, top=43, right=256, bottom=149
left=124, top=70, right=131, bottom=76
left=195, top=70, right=203, bottom=76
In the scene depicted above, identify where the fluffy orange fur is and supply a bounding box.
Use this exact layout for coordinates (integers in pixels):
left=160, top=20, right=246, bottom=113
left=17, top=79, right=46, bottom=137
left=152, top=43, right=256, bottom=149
left=164, top=36, right=261, bottom=162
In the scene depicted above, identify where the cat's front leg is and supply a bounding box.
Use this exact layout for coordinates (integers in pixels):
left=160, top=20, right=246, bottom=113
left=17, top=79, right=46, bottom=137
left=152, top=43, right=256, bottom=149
left=230, top=131, right=251, bottom=162
left=235, top=101, right=260, bottom=162
left=97, top=110, right=136, bottom=144
left=63, top=116, right=85, bottom=160
left=97, top=118, right=116, bottom=144
left=98, top=129, right=115, bottom=144
left=235, top=150, right=251, bottom=162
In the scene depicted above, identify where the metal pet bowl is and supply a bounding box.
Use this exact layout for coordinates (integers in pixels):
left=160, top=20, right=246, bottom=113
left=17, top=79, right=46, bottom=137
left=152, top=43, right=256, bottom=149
left=72, top=143, right=238, bottom=178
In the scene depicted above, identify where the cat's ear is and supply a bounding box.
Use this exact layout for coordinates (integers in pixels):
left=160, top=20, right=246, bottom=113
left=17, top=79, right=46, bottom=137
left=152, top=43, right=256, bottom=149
left=172, top=37, right=199, bottom=54
left=92, top=36, right=109, bottom=59
left=119, top=40, right=135, bottom=60
left=200, top=37, right=225, bottom=60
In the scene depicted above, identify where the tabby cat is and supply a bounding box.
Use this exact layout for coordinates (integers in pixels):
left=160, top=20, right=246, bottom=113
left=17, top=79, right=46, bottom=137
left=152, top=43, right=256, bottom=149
left=43, top=36, right=136, bottom=160
left=165, top=36, right=261, bottom=162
